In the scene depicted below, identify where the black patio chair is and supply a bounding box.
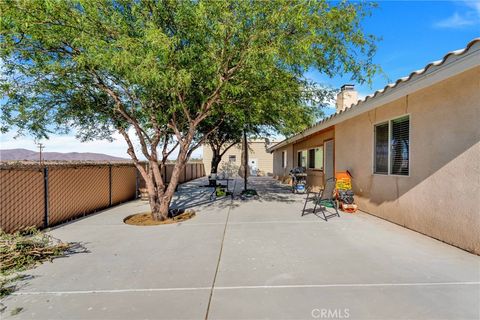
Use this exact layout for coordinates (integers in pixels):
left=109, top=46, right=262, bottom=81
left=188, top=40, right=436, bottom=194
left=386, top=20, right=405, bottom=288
left=302, top=177, right=340, bottom=221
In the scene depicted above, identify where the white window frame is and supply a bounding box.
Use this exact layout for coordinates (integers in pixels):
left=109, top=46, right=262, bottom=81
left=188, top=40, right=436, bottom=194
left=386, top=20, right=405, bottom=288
left=373, top=114, right=411, bottom=177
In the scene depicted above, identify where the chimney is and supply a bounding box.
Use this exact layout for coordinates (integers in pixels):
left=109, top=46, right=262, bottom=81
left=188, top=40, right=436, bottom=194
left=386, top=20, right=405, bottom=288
left=336, top=84, right=358, bottom=112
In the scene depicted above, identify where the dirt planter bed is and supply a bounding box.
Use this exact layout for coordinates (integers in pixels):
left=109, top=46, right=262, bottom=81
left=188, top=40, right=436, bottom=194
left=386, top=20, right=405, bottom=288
left=124, top=210, right=195, bottom=226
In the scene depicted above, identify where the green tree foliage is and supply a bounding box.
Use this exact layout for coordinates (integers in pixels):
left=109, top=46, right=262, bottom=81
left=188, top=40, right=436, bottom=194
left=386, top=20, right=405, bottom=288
left=0, top=0, right=378, bottom=219
left=201, top=71, right=335, bottom=177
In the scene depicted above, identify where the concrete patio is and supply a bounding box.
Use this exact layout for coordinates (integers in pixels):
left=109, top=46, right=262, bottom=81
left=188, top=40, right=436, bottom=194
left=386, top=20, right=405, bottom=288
left=2, top=177, right=479, bottom=319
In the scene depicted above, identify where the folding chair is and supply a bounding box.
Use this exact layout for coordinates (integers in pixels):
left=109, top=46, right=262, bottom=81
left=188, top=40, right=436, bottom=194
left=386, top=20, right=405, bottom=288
left=302, top=177, right=340, bottom=221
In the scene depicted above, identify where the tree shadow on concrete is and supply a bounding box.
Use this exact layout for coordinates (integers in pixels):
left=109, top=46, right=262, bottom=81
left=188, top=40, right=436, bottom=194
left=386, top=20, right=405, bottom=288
left=242, top=176, right=300, bottom=203
left=171, top=176, right=302, bottom=211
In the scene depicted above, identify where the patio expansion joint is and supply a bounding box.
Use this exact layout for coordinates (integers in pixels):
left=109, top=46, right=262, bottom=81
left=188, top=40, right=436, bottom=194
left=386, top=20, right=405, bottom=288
left=11, top=281, right=480, bottom=296
left=204, top=196, right=233, bottom=320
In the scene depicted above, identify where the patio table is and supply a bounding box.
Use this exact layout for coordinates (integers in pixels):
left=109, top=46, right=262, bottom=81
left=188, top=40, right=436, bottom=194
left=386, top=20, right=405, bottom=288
left=210, top=178, right=236, bottom=200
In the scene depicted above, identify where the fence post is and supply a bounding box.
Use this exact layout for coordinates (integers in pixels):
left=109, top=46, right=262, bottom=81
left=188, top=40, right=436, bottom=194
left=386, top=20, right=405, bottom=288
left=184, top=165, right=187, bottom=182
left=109, top=164, right=112, bottom=206
left=43, top=166, right=49, bottom=228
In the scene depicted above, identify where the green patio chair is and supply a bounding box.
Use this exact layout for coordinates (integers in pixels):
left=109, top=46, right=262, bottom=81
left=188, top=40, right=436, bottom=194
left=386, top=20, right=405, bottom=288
left=302, top=177, right=340, bottom=221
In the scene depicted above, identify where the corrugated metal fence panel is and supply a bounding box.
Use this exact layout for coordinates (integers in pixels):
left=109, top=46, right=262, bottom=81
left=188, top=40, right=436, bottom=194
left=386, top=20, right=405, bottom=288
left=111, top=166, right=136, bottom=205
left=165, top=165, right=174, bottom=183
left=185, top=164, right=192, bottom=181
left=0, top=168, right=44, bottom=232
left=48, top=166, right=110, bottom=226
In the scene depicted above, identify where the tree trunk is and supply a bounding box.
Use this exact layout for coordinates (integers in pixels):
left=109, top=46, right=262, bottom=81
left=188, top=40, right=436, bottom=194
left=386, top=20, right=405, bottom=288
left=151, top=145, right=190, bottom=220
left=210, top=150, right=221, bottom=174
left=137, top=158, right=186, bottom=221
left=139, top=168, right=167, bottom=221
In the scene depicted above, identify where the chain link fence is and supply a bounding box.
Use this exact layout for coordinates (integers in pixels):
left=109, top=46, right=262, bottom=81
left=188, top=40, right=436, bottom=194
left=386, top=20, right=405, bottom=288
left=0, top=162, right=205, bottom=233
left=0, top=166, right=45, bottom=232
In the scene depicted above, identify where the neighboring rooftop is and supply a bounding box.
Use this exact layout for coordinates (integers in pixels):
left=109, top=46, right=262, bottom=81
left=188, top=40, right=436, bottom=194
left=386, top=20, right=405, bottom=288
left=269, top=37, right=480, bottom=152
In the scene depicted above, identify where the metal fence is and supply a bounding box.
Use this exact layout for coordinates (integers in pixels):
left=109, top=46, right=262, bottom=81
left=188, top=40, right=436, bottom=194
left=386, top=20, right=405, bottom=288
left=0, top=162, right=205, bottom=233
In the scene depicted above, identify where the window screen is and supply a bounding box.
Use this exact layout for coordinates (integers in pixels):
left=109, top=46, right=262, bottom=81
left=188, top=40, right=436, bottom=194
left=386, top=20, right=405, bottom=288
left=315, top=147, right=323, bottom=170
left=228, top=155, right=236, bottom=162
left=374, top=123, right=389, bottom=174
left=308, top=147, right=323, bottom=169
left=390, top=116, right=409, bottom=175
left=308, top=149, right=315, bottom=168
left=297, top=151, right=307, bottom=167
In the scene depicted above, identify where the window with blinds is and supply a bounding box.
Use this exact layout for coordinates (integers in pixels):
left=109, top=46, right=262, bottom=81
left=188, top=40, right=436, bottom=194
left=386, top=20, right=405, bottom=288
left=390, top=116, right=409, bottom=175
left=374, top=115, right=410, bottom=176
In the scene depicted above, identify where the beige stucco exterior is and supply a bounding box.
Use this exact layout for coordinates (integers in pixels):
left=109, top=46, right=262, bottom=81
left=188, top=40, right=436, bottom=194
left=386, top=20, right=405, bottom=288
left=335, top=66, right=480, bottom=254
left=272, top=66, right=480, bottom=254
left=273, top=128, right=334, bottom=187
left=203, top=141, right=274, bottom=176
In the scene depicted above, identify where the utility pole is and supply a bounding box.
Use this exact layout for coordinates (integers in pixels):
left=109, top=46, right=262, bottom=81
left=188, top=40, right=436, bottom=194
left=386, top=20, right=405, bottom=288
left=243, top=129, right=248, bottom=191
left=37, top=143, right=45, bottom=165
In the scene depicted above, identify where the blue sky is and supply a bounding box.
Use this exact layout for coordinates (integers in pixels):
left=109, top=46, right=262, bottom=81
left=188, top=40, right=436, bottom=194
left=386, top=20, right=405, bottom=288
left=310, top=0, right=480, bottom=116
left=1, top=1, right=479, bottom=158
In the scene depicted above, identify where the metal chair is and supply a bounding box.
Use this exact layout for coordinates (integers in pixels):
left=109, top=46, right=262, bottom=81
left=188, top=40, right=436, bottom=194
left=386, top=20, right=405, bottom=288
left=302, top=177, right=340, bottom=221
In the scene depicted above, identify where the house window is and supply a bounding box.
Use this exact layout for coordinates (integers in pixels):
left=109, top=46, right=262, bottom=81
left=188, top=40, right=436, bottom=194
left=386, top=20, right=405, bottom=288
left=297, top=150, right=307, bottom=168
left=281, top=151, right=286, bottom=168
left=374, top=115, right=409, bottom=176
left=374, top=123, right=389, bottom=174
left=308, top=147, right=324, bottom=170
left=228, top=155, right=236, bottom=162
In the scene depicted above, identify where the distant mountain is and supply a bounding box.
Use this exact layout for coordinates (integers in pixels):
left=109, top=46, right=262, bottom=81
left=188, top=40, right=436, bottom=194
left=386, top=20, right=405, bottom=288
left=0, top=148, right=129, bottom=162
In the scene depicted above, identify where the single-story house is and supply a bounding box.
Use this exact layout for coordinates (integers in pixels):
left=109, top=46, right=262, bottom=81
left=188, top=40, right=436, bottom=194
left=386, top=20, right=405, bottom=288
left=268, top=38, right=480, bottom=255
left=203, top=139, right=277, bottom=176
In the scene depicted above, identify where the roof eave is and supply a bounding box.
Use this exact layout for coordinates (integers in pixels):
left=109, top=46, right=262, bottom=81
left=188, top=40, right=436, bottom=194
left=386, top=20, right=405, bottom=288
left=268, top=38, right=480, bottom=153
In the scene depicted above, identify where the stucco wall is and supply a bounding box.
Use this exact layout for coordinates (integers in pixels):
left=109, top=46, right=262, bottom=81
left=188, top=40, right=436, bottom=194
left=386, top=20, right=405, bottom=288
left=335, top=66, right=480, bottom=254
left=293, top=128, right=335, bottom=188
left=203, top=141, right=274, bottom=175
left=272, top=144, right=294, bottom=180
left=273, top=128, right=334, bottom=188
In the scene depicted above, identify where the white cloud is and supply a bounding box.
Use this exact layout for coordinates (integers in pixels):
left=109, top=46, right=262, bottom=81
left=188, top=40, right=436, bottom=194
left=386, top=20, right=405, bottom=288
left=434, top=1, right=480, bottom=28
left=465, top=0, right=480, bottom=13
left=434, top=12, right=477, bottom=28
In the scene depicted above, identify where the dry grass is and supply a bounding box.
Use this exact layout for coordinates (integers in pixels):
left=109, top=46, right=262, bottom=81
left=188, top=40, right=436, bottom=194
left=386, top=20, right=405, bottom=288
left=124, top=211, right=196, bottom=226
left=0, top=227, right=71, bottom=299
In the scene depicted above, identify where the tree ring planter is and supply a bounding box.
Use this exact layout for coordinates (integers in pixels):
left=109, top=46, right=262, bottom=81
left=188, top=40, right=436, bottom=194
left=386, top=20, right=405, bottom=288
left=240, top=189, right=259, bottom=200
left=123, top=209, right=195, bottom=226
